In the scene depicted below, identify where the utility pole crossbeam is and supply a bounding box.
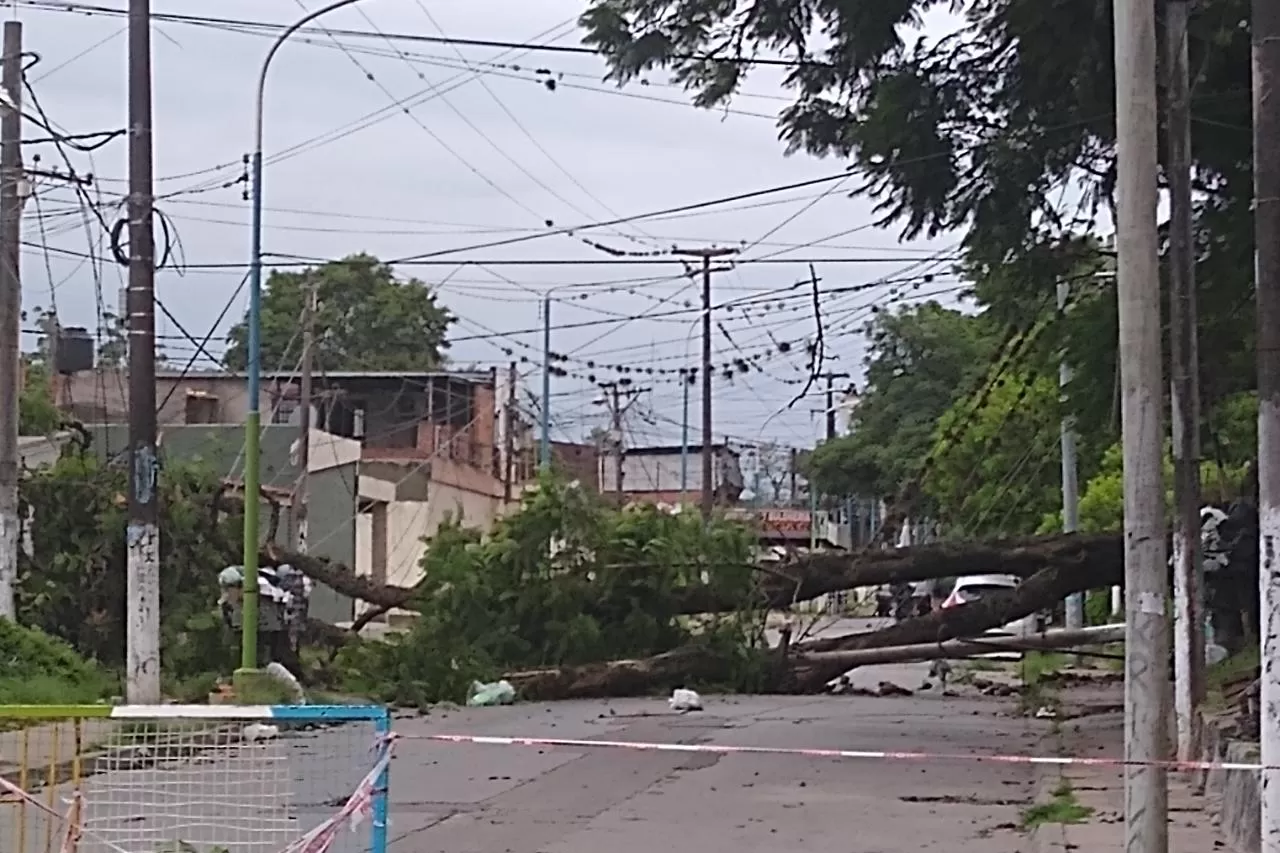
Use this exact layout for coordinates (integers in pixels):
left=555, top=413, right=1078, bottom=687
left=1113, top=0, right=1171, bottom=849
left=294, top=281, right=316, bottom=555
left=126, top=0, right=161, bottom=703
left=1166, top=0, right=1204, bottom=766
left=0, top=20, right=20, bottom=621
left=1253, top=0, right=1280, bottom=850
left=672, top=246, right=737, bottom=520
left=1060, top=281, right=1083, bottom=634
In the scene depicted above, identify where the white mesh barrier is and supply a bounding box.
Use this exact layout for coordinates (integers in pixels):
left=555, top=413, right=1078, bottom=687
left=0, top=705, right=392, bottom=853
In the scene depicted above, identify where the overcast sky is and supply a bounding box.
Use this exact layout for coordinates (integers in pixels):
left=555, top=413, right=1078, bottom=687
left=16, top=0, right=963, bottom=455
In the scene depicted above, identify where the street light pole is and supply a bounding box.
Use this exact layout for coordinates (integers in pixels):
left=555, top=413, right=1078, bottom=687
left=243, top=0, right=369, bottom=674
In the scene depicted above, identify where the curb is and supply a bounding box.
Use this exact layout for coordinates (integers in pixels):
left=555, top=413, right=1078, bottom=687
left=1026, top=724, right=1069, bottom=853
left=1026, top=764, right=1069, bottom=853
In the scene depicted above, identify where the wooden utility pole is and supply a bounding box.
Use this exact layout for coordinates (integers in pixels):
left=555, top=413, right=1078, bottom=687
left=1113, top=0, right=1170, bottom=848
left=503, top=361, right=516, bottom=501
left=599, top=381, right=646, bottom=503
left=789, top=447, right=798, bottom=506
left=294, top=281, right=317, bottom=554
left=125, top=0, right=161, bottom=703
left=1165, top=0, right=1204, bottom=765
left=0, top=20, right=20, bottom=621
left=1252, top=0, right=1280, bottom=847
left=671, top=246, right=737, bottom=520
left=818, top=372, right=850, bottom=440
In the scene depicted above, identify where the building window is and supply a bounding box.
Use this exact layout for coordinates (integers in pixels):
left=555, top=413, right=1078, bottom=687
left=272, top=398, right=298, bottom=425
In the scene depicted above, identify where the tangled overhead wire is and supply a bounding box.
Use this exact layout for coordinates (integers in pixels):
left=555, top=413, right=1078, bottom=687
left=107, top=204, right=186, bottom=272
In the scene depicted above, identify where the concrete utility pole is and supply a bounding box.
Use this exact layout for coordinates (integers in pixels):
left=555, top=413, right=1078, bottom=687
left=1252, top=0, right=1280, bottom=848
left=293, top=280, right=317, bottom=554
left=126, top=0, right=161, bottom=704
left=1059, top=280, right=1083, bottom=633
left=1165, top=0, right=1205, bottom=765
left=672, top=247, right=737, bottom=520
left=1113, top=0, right=1170, bottom=849
left=0, top=20, right=20, bottom=621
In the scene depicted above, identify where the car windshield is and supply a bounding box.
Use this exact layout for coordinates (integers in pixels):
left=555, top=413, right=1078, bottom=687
left=954, top=583, right=1016, bottom=602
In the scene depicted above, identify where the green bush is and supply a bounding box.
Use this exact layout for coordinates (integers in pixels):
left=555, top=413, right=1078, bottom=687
left=337, top=476, right=762, bottom=706
left=0, top=619, right=115, bottom=704
left=17, top=449, right=241, bottom=687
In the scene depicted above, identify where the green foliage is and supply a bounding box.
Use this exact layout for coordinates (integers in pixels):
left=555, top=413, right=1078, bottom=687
left=806, top=302, right=999, bottom=499
left=223, top=253, right=454, bottom=372
left=17, top=449, right=241, bottom=685
left=0, top=620, right=115, bottom=703
left=338, top=476, right=761, bottom=706
left=580, top=1, right=1249, bottom=252
left=581, top=0, right=1259, bottom=463
left=926, top=370, right=1062, bottom=536
left=1066, top=436, right=1255, bottom=536
left=18, top=361, right=60, bottom=435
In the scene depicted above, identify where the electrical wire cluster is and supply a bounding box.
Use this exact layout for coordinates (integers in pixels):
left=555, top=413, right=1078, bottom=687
left=17, top=0, right=994, bottom=458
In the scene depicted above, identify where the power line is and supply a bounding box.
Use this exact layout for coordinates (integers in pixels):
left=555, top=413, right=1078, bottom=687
left=9, top=1, right=851, bottom=69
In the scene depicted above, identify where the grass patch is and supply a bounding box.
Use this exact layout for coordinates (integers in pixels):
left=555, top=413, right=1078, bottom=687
left=1021, top=778, right=1094, bottom=828
left=966, top=658, right=1002, bottom=672
left=1205, top=646, right=1260, bottom=710
left=0, top=621, right=115, bottom=710
left=1020, top=651, right=1067, bottom=686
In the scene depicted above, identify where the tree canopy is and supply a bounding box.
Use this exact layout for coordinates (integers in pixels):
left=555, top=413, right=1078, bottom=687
left=223, top=254, right=454, bottom=373
left=805, top=301, right=998, bottom=500
left=584, top=0, right=1260, bottom=531
left=19, top=362, right=60, bottom=435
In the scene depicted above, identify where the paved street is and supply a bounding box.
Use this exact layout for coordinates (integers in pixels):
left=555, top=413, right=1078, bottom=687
left=381, top=656, right=1048, bottom=853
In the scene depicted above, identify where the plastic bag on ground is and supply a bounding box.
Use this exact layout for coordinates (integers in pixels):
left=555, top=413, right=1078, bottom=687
left=669, top=688, right=702, bottom=711
left=467, top=679, right=516, bottom=707
left=266, top=661, right=307, bottom=704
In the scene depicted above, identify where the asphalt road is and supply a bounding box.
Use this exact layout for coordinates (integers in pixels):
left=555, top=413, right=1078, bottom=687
left=382, top=622, right=1049, bottom=853
left=1, top=619, right=1049, bottom=853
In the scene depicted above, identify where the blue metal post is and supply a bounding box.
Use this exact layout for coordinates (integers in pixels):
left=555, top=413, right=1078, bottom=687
left=372, top=710, right=391, bottom=853
left=243, top=0, right=369, bottom=674
left=540, top=295, right=551, bottom=468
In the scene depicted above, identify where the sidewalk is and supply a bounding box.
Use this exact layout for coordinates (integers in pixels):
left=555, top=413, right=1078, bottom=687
left=1029, top=709, right=1225, bottom=852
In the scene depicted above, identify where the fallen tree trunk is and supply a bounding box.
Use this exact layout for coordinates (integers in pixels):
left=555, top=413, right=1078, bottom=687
left=681, top=532, right=1122, bottom=613
left=492, top=557, right=1118, bottom=701
left=263, top=532, right=1124, bottom=617
left=503, top=645, right=747, bottom=701
left=782, top=556, right=1120, bottom=691
left=802, top=623, right=1125, bottom=670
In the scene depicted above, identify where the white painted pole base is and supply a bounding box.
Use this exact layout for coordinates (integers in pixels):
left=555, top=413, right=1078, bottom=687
left=126, top=521, right=161, bottom=704
left=0, top=507, right=16, bottom=619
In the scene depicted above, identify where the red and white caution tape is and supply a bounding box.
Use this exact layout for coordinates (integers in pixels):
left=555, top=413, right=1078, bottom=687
left=278, top=732, right=397, bottom=853
left=423, top=733, right=1264, bottom=772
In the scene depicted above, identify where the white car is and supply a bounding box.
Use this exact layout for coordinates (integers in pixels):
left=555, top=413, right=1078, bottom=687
left=940, top=574, right=1039, bottom=657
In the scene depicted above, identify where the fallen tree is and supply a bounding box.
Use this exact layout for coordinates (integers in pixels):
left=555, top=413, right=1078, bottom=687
left=485, top=554, right=1121, bottom=700
left=262, top=531, right=1124, bottom=618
